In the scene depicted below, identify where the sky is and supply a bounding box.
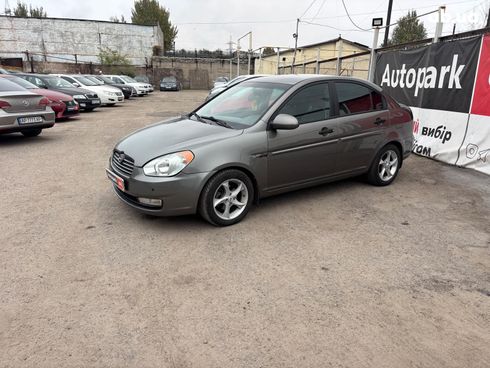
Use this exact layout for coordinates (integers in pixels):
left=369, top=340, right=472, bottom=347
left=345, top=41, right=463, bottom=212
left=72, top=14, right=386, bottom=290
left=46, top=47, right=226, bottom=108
left=8, top=0, right=490, bottom=51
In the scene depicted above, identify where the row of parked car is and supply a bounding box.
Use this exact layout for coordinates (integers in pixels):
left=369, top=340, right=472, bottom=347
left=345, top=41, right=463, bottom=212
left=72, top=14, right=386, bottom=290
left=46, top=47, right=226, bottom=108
left=0, top=72, right=156, bottom=137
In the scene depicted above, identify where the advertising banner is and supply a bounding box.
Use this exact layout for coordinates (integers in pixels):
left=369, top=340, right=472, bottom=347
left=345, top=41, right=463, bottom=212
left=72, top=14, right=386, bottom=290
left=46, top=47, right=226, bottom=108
left=457, top=34, right=490, bottom=175
left=374, top=35, right=489, bottom=175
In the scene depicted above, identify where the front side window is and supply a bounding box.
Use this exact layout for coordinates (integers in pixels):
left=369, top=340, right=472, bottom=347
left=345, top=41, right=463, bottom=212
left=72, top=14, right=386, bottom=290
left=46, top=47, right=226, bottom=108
left=195, top=81, right=290, bottom=129
left=335, top=82, right=379, bottom=115
left=44, top=76, right=74, bottom=88
left=277, top=83, right=331, bottom=124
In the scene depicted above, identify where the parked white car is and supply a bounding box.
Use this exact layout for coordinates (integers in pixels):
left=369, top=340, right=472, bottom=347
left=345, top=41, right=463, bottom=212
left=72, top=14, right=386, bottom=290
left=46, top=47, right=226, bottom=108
left=53, top=74, right=124, bottom=106
left=104, top=75, right=151, bottom=96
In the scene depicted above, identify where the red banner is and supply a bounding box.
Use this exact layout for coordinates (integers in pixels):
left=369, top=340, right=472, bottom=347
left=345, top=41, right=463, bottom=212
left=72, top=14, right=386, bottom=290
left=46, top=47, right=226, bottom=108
left=471, top=35, right=490, bottom=117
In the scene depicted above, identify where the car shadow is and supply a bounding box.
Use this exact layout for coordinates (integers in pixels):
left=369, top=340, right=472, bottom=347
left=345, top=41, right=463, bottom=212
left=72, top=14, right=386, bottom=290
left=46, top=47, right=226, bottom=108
left=0, top=133, right=61, bottom=146
left=132, top=176, right=367, bottom=229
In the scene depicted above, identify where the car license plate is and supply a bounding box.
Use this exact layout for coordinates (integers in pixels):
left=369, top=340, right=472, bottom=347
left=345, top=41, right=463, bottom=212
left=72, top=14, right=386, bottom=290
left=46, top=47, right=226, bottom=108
left=18, top=116, right=43, bottom=125
left=67, top=106, right=75, bottom=111
left=93, top=99, right=101, bottom=104
left=106, top=169, right=125, bottom=192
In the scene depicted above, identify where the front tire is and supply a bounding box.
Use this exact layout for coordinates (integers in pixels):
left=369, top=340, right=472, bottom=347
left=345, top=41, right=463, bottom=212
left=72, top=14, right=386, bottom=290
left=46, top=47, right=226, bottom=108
left=367, top=144, right=401, bottom=186
left=21, top=128, right=42, bottom=137
left=198, top=169, right=254, bottom=226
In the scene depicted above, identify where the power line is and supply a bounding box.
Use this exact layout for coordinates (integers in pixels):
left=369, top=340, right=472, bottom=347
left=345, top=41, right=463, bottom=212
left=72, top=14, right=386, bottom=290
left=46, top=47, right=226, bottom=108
left=310, top=0, right=327, bottom=22
left=341, top=0, right=370, bottom=31
left=300, top=0, right=318, bottom=19
left=301, top=19, right=371, bottom=32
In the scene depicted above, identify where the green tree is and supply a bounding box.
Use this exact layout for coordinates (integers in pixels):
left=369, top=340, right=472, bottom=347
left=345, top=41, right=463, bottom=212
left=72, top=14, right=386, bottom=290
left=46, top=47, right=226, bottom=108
left=110, top=15, right=127, bottom=23
left=262, top=47, right=276, bottom=56
left=131, top=0, right=177, bottom=52
left=13, top=1, right=28, bottom=16
left=12, top=1, right=47, bottom=17
left=387, top=11, right=427, bottom=46
left=29, top=4, right=47, bottom=17
left=98, top=48, right=135, bottom=76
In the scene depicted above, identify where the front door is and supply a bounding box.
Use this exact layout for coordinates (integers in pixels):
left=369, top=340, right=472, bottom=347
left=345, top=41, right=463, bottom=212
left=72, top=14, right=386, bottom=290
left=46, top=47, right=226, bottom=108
left=267, top=82, right=340, bottom=191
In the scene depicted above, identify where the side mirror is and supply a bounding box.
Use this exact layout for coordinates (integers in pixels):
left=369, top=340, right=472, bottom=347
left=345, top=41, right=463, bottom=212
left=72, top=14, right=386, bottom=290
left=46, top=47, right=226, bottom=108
left=72, top=82, right=80, bottom=87
left=270, top=114, right=299, bottom=130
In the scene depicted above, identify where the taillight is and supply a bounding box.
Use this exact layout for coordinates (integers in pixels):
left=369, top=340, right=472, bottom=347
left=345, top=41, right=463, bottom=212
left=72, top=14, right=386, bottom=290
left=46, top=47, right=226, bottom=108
left=0, top=100, right=11, bottom=109
left=38, top=97, right=50, bottom=106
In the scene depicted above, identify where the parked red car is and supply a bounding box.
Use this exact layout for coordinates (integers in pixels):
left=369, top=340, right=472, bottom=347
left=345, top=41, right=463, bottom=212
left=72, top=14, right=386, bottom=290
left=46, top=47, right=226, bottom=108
left=0, top=75, right=79, bottom=120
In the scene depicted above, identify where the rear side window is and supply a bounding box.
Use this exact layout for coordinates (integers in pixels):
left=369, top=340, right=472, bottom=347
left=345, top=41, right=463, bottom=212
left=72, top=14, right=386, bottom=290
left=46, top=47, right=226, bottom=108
left=25, top=76, right=46, bottom=88
left=335, top=82, right=384, bottom=115
left=0, top=78, right=26, bottom=91
left=277, top=83, right=331, bottom=124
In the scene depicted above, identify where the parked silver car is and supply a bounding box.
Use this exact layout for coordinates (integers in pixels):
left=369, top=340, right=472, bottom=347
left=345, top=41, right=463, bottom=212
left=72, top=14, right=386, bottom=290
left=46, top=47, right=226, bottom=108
left=0, top=78, right=55, bottom=137
left=107, top=75, right=413, bottom=226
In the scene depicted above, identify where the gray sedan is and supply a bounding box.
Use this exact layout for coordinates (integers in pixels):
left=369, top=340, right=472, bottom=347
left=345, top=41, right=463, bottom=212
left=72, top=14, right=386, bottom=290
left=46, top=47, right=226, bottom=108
left=0, top=78, right=55, bottom=137
left=107, top=75, right=413, bottom=226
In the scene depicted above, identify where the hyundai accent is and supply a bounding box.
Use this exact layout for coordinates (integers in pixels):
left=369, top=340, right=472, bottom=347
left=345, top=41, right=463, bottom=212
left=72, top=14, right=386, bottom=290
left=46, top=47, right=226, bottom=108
left=106, top=75, right=413, bottom=226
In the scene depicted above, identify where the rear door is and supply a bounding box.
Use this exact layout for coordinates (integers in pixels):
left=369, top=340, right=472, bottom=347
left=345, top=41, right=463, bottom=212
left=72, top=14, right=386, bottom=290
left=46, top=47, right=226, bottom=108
left=332, top=81, right=389, bottom=174
left=266, top=82, right=340, bottom=191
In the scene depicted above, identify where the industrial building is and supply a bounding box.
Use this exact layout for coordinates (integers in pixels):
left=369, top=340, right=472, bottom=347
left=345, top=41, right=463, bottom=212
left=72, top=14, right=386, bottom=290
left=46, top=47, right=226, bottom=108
left=0, top=15, right=164, bottom=66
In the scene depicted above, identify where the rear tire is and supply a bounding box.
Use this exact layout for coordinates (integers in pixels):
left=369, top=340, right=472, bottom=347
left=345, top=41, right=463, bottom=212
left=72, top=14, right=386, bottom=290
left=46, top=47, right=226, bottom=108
left=367, top=144, right=401, bottom=186
left=21, top=128, right=42, bottom=137
left=198, top=169, right=254, bottom=226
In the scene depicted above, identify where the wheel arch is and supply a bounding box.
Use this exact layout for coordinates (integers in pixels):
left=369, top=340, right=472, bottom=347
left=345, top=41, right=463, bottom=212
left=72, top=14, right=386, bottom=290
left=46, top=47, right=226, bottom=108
left=199, top=164, right=261, bottom=205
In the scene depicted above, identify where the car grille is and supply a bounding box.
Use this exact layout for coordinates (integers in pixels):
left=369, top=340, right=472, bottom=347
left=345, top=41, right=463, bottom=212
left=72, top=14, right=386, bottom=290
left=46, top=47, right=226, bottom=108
left=86, top=93, right=98, bottom=99
left=111, top=150, right=135, bottom=176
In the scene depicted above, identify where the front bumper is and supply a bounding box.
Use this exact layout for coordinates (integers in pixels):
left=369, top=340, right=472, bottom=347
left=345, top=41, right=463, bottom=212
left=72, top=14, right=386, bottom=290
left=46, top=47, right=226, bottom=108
left=108, top=165, right=211, bottom=216
left=75, top=97, right=101, bottom=110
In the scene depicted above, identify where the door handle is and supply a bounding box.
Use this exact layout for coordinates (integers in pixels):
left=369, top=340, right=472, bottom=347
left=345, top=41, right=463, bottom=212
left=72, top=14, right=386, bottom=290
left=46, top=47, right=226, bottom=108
left=319, top=127, right=334, bottom=136
left=374, top=118, right=386, bottom=126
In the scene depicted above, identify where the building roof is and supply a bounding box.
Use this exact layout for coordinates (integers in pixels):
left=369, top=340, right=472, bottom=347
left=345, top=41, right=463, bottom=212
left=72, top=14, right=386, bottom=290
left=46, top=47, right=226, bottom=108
left=264, top=36, right=369, bottom=57
left=0, top=14, right=158, bottom=27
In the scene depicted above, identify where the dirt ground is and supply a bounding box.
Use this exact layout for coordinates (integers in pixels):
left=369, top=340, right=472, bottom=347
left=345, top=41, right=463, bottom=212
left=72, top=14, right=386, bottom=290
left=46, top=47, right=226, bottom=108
left=0, top=90, right=489, bottom=368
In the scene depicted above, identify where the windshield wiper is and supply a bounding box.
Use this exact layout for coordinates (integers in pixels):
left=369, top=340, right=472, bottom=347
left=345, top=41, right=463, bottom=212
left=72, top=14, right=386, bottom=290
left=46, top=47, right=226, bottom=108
left=200, top=115, right=233, bottom=129
left=188, top=112, right=210, bottom=124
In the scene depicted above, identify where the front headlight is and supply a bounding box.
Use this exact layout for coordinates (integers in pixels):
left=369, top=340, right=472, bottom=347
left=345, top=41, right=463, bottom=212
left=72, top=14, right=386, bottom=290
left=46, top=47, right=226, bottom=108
left=73, top=94, right=86, bottom=99
left=143, top=151, right=194, bottom=177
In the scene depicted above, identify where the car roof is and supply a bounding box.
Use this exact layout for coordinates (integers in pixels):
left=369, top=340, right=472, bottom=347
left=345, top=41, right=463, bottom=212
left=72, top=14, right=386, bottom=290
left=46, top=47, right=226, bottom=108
left=251, top=74, right=382, bottom=91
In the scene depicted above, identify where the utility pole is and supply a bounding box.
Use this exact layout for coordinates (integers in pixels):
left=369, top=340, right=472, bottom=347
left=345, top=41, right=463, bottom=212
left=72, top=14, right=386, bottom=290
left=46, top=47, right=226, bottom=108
left=486, top=7, right=490, bottom=28
left=291, top=18, right=299, bottom=73
left=433, top=6, right=445, bottom=43
left=383, top=0, right=393, bottom=47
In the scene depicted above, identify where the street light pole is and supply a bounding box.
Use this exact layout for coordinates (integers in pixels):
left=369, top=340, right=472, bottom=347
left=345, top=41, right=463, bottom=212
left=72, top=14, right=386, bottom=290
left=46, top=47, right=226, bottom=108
left=368, top=26, right=380, bottom=82
left=237, top=31, right=252, bottom=76
left=291, top=18, right=299, bottom=73
left=383, top=0, right=393, bottom=47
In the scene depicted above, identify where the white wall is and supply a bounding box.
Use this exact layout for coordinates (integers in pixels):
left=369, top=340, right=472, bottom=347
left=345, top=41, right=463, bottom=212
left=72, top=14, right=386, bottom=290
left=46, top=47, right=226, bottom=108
left=0, top=16, right=164, bottom=65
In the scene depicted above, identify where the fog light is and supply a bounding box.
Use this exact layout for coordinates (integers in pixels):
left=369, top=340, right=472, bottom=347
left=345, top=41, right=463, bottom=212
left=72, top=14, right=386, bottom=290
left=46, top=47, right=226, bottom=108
left=137, top=197, right=162, bottom=207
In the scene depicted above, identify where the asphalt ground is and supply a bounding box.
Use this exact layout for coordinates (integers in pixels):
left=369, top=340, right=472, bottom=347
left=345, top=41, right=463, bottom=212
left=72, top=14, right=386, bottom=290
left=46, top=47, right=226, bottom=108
left=1, top=90, right=489, bottom=367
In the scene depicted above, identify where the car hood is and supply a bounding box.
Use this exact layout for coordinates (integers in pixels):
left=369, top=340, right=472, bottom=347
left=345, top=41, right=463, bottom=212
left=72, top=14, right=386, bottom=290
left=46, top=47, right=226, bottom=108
left=115, top=117, right=243, bottom=167
left=30, top=88, right=73, bottom=101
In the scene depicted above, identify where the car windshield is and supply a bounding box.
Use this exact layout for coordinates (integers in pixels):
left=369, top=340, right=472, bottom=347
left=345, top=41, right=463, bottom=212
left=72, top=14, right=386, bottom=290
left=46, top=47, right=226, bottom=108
left=135, top=76, right=149, bottom=83
left=98, top=76, right=114, bottom=84
left=162, top=77, right=176, bottom=82
left=85, top=76, right=104, bottom=85
left=215, top=77, right=227, bottom=82
left=43, top=76, right=74, bottom=88
left=74, top=76, right=97, bottom=86
left=121, top=76, right=137, bottom=83
left=6, top=76, right=37, bottom=89
left=194, top=81, right=290, bottom=129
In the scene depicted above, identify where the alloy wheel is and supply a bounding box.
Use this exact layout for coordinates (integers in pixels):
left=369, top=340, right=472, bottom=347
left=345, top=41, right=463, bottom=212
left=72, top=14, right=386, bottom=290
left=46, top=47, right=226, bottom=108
left=378, top=150, right=398, bottom=182
left=213, top=179, right=249, bottom=220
